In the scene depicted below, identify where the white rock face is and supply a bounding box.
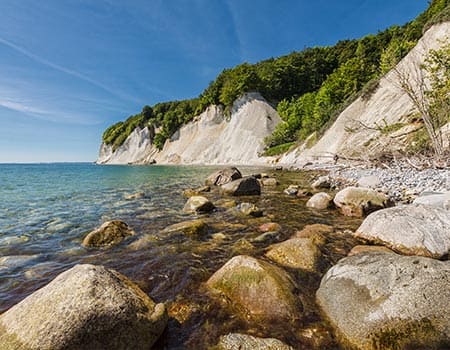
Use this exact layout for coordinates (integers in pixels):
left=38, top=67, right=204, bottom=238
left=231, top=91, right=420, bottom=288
left=97, top=93, right=281, bottom=165
left=279, top=22, right=450, bottom=166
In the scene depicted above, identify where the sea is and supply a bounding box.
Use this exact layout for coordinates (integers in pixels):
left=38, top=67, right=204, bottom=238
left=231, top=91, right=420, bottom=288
left=0, top=162, right=362, bottom=349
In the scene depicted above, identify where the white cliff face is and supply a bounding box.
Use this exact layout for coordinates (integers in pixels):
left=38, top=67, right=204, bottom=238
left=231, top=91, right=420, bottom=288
left=279, top=22, right=450, bottom=166
left=97, top=92, right=281, bottom=165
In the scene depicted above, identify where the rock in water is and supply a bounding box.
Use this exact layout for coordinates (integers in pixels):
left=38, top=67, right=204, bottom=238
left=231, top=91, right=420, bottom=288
left=333, top=186, right=390, bottom=217
left=354, top=204, right=450, bottom=258
left=220, top=176, right=261, bottom=196
left=162, top=219, right=209, bottom=236
left=0, top=264, right=168, bottom=350
left=316, top=252, right=450, bottom=350
left=205, top=167, right=242, bottom=186
left=182, top=196, right=215, bottom=214
left=306, top=192, right=333, bottom=210
left=237, top=202, right=263, bottom=217
left=82, top=220, right=135, bottom=248
left=206, top=255, right=302, bottom=322
left=217, top=333, right=294, bottom=350
left=311, top=175, right=331, bottom=189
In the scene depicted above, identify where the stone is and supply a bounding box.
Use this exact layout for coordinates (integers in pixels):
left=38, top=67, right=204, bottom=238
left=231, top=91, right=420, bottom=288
left=294, top=224, right=333, bottom=245
left=357, top=175, right=381, bottom=189
left=266, top=238, right=321, bottom=272
left=0, top=264, right=167, bottom=350
left=354, top=204, right=450, bottom=258
left=258, top=222, right=281, bottom=232
left=217, top=333, right=294, bottom=350
left=0, top=255, right=40, bottom=273
left=82, top=220, right=135, bottom=248
left=283, top=185, right=299, bottom=196
left=214, top=198, right=238, bottom=208
left=261, top=178, right=278, bottom=186
left=311, top=175, right=331, bottom=189
left=183, top=196, right=215, bottom=214
left=220, top=176, right=261, bottom=196
left=206, top=255, right=302, bottom=322
left=206, top=167, right=242, bottom=186
left=306, top=192, right=333, bottom=210
left=333, top=186, right=390, bottom=217
left=237, top=202, right=263, bottom=217
left=182, top=186, right=210, bottom=198
left=252, top=232, right=278, bottom=243
left=124, top=191, right=146, bottom=200
left=162, top=219, right=209, bottom=236
left=296, top=189, right=313, bottom=198
left=317, top=252, right=450, bottom=350
left=348, top=245, right=395, bottom=256
left=413, top=191, right=450, bottom=210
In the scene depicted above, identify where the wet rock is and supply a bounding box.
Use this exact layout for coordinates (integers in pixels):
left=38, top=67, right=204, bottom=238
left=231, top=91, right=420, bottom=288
left=82, top=220, right=135, bottom=248
left=162, top=219, right=209, bottom=236
left=306, top=192, right=333, bottom=210
left=312, top=175, right=331, bottom=189
left=294, top=224, right=333, bottom=245
left=214, top=198, right=238, bottom=208
left=217, top=333, right=294, bottom=350
left=206, top=167, right=242, bottom=186
left=266, top=238, right=321, bottom=272
left=283, top=185, right=299, bottom=196
left=182, top=186, right=210, bottom=198
left=348, top=245, right=395, bottom=256
left=413, top=191, right=450, bottom=210
left=231, top=239, right=255, bottom=255
left=0, top=255, right=40, bottom=272
left=354, top=204, right=450, bottom=258
left=260, top=178, right=278, bottom=186
left=183, top=196, right=215, bottom=214
left=124, top=191, right=146, bottom=200
left=0, top=264, right=168, bottom=350
left=357, top=175, right=381, bottom=189
left=220, top=176, right=261, bottom=196
left=296, top=189, right=313, bottom=198
left=258, top=222, right=281, bottom=233
left=252, top=231, right=278, bottom=243
left=237, top=202, right=263, bottom=217
left=207, top=255, right=302, bottom=322
left=168, top=299, right=200, bottom=324
left=298, top=324, right=333, bottom=349
left=317, top=252, right=450, bottom=350
left=127, top=234, right=160, bottom=250
left=333, top=186, right=390, bottom=217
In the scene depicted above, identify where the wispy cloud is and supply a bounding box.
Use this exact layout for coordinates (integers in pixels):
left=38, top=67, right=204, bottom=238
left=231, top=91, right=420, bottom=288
left=223, top=0, right=243, bottom=61
left=0, top=36, right=142, bottom=104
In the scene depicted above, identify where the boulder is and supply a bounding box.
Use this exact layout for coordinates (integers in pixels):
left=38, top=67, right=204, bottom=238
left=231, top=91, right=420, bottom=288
left=283, top=185, right=299, bottom=196
left=206, top=167, right=242, bottom=186
left=183, top=196, right=215, bottom=214
left=413, top=191, right=450, bottom=210
left=312, top=175, right=331, bottom=189
left=206, top=255, right=302, bottom=322
left=266, top=238, right=321, bottom=272
left=258, top=222, right=281, bottom=233
left=354, top=204, right=450, bottom=258
left=82, top=220, right=135, bottom=248
left=317, top=252, right=450, bottom=350
left=306, top=192, right=333, bottom=210
left=357, top=175, right=381, bottom=189
left=217, top=333, right=294, bottom=350
left=294, top=224, right=333, bottom=245
left=261, top=178, right=278, bottom=186
left=162, top=219, right=209, bottom=236
left=333, top=186, right=390, bottom=217
left=220, top=176, right=261, bottom=196
left=0, top=264, right=167, bottom=350
left=237, top=202, right=263, bottom=217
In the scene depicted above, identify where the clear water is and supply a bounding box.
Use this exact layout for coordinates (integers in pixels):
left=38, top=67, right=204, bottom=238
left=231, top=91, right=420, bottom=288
left=0, top=163, right=363, bottom=349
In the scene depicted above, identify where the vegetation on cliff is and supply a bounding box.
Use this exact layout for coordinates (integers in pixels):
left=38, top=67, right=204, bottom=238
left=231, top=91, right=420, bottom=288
left=102, top=0, right=449, bottom=153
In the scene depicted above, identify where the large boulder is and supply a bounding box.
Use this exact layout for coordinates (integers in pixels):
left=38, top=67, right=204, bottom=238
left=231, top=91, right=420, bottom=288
left=206, top=255, right=302, bottom=322
left=317, top=252, right=450, bottom=350
left=206, top=167, right=242, bottom=186
left=82, top=220, right=135, bottom=248
left=306, top=192, right=333, bottom=210
left=183, top=196, right=215, bottom=214
left=162, top=219, right=209, bottom=236
left=0, top=264, right=167, bottom=350
left=333, top=186, right=390, bottom=217
left=413, top=191, right=450, bottom=210
left=265, top=238, right=321, bottom=272
left=220, top=176, right=261, bottom=196
left=217, top=333, right=294, bottom=350
left=354, top=204, right=450, bottom=258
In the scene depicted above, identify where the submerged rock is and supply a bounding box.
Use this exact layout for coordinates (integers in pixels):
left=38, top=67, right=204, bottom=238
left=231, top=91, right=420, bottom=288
left=260, top=177, right=278, bottom=186
left=0, top=264, right=167, bottom=350
left=355, top=204, right=450, bottom=258
left=82, top=220, right=135, bottom=248
left=283, top=185, right=299, bottom=196
left=0, top=255, right=40, bottom=272
left=206, top=167, right=242, bottom=186
left=206, top=255, right=302, bottom=322
left=183, top=196, right=215, bottom=214
left=294, top=224, right=333, bottom=245
left=317, top=252, right=450, bottom=350
left=237, top=202, right=263, bottom=217
left=306, top=192, right=333, bottom=210
left=162, top=219, right=209, bottom=236
left=333, top=186, right=390, bottom=217
left=258, top=222, right=281, bottom=233
left=266, top=238, right=321, bottom=272
left=124, top=191, right=146, bottom=200
left=348, top=245, right=394, bottom=256
left=217, top=333, right=294, bottom=350
left=182, top=186, right=210, bottom=198
left=220, top=176, right=261, bottom=196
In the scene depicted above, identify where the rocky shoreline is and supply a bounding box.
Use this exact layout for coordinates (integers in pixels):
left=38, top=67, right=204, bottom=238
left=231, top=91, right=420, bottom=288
left=0, top=166, right=449, bottom=349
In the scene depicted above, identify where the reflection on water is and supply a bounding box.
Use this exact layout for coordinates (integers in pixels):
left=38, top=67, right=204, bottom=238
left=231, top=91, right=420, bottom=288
left=0, top=163, right=363, bottom=349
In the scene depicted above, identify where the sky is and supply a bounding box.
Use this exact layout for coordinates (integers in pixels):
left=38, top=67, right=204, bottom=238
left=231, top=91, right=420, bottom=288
left=0, top=0, right=429, bottom=163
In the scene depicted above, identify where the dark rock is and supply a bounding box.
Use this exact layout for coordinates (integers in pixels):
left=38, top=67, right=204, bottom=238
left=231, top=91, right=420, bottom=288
left=220, top=176, right=261, bottom=196
left=206, top=167, right=242, bottom=186
left=82, top=220, right=135, bottom=248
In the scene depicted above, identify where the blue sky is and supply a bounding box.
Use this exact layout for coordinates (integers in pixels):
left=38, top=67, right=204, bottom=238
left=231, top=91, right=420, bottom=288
left=0, top=0, right=428, bottom=163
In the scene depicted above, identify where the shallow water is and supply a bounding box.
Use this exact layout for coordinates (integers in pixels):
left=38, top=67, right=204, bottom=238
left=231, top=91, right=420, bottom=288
left=0, top=163, right=363, bottom=349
